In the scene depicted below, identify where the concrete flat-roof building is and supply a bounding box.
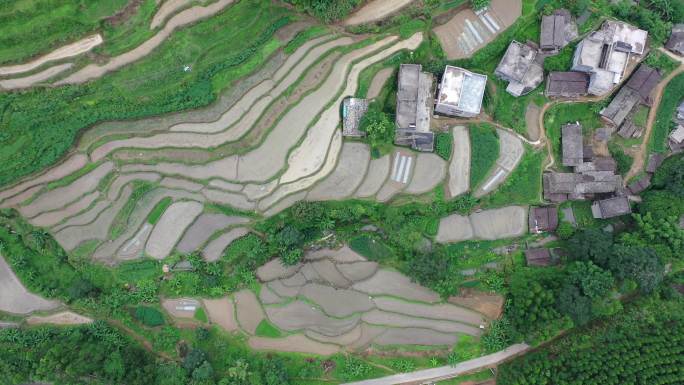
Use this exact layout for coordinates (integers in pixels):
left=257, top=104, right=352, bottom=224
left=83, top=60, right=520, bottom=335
left=572, top=20, right=648, bottom=96
left=545, top=71, right=589, bottom=98
left=562, top=123, right=583, bottom=167
left=494, top=40, right=544, bottom=97
left=665, top=24, right=684, bottom=56
left=591, top=196, right=631, bottom=219
left=395, top=64, right=435, bottom=152
left=540, top=9, right=577, bottom=54
left=396, top=64, right=433, bottom=132
left=434, top=65, right=487, bottom=117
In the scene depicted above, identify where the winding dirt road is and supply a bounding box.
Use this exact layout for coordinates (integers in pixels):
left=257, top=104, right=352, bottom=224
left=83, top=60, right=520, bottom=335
left=625, top=48, right=684, bottom=181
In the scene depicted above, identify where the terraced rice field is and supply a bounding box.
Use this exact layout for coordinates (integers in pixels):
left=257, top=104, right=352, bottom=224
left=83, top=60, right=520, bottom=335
left=164, top=246, right=493, bottom=355
left=2, top=32, right=500, bottom=263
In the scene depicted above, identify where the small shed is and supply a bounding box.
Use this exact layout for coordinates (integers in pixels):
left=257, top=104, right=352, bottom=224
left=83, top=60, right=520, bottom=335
left=665, top=24, right=684, bottom=56
left=529, top=206, right=559, bottom=233
left=627, top=174, right=651, bottom=195
left=645, top=153, right=664, bottom=174
left=525, top=248, right=553, bottom=267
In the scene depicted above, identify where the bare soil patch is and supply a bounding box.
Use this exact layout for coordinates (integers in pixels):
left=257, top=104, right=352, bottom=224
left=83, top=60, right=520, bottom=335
left=355, top=154, right=390, bottom=198
left=448, top=288, right=504, bottom=320
left=202, top=227, right=249, bottom=262
left=234, top=289, right=264, bottom=334
left=373, top=327, right=458, bottom=347
left=162, top=298, right=201, bottom=319
left=248, top=334, right=339, bottom=355
left=30, top=191, right=100, bottom=228
left=361, top=309, right=481, bottom=336
left=26, top=311, right=92, bottom=325
left=58, top=0, right=235, bottom=84
left=265, top=300, right=361, bottom=336
left=373, top=297, right=485, bottom=326
left=55, top=184, right=133, bottom=251
left=366, top=67, right=394, bottom=99
left=0, top=34, right=102, bottom=76
left=203, top=296, right=238, bottom=332
left=447, top=126, right=470, bottom=197
left=0, top=63, right=73, bottom=90
left=299, top=283, right=374, bottom=317
left=19, top=161, right=114, bottom=218
left=150, top=0, right=191, bottom=29
left=525, top=103, right=541, bottom=141
left=353, top=269, right=440, bottom=303
left=236, top=37, right=397, bottom=182
left=307, top=142, right=371, bottom=201
left=0, top=254, right=60, bottom=315
left=176, top=213, right=249, bottom=254
left=0, top=154, right=88, bottom=204
left=405, top=153, right=447, bottom=194
left=145, top=201, right=203, bottom=259
left=344, top=0, right=414, bottom=26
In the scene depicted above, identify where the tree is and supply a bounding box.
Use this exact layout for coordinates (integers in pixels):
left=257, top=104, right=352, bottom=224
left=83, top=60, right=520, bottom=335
left=557, top=284, right=593, bottom=326
left=183, top=349, right=207, bottom=373
left=566, top=261, right=614, bottom=299
left=472, top=0, right=491, bottom=11
left=192, top=360, right=214, bottom=381
left=609, top=246, right=664, bottom=293
left=359, top=102, right=394, bottom=149
left=567, top=228, right=614, bottom=267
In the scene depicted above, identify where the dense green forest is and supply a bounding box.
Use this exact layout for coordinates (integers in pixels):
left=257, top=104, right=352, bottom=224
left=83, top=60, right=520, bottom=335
left=497, top=297, right=684, bottom=385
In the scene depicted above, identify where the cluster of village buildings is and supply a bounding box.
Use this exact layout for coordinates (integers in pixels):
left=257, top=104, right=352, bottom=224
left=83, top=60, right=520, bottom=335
left=341, top=11, right=684, bottom=230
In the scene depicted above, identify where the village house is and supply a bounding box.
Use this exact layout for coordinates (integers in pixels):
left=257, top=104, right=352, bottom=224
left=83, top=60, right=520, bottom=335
left=665, top=24, right=684, bottom=56
left=545, top=71, right=589, bottom=98
left=591, top=196, right=631, bottom=219
left=434, top=65, right=487, bottom=117
left=561, top=122, right=583, bottom=167
left=395, top=64, right=435, bottom=152
left=495, top=40, right=544, bottom=96
left=572, top=20, right=648, bottom=96
left=601, top=64, right=661, bottom=134
left=540, top=9, right=578, bottom=54
left=544, top=122, right=624, bottom=202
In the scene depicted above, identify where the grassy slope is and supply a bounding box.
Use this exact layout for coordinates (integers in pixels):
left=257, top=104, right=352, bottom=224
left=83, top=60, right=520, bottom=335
left=0, top=0, right=292, bottom=188
left=0, top=0, right=129, bottom=65
left=648, top=72, right=684, bottom=154
left=480, top=147, right=544, bottom=207
left=469, top=123, right=500, bottom=190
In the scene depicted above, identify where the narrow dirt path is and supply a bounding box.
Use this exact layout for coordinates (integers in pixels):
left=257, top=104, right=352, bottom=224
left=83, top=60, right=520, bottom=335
left=109, top=319, right=176, bottom=361
left=625, top=49, right=684, bottom=181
